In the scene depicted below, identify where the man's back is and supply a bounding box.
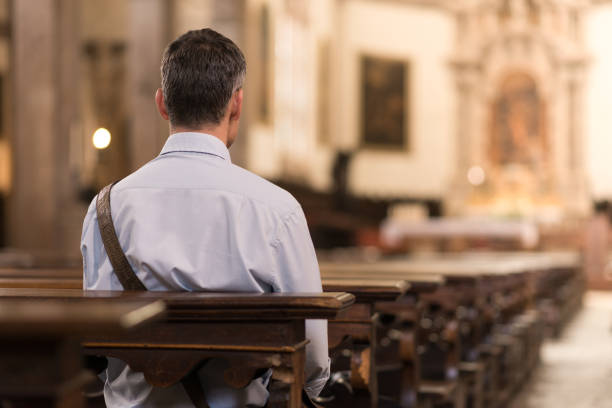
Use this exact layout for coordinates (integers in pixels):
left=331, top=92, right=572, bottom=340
left=81, top=132, right=329, bottom=407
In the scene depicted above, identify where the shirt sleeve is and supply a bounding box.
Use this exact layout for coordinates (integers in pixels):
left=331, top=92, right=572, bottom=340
left=80, top=198, right=98, bottom=290
left=81, top=196, right=118, bottom=290
left=271, top=206, right=330, bottom=398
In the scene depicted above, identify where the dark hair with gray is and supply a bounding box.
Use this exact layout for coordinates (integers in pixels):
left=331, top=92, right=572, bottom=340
left=160, top=28, right=246, bottom=128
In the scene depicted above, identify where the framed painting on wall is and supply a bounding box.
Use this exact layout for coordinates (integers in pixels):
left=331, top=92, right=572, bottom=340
left=360, top=54, right=410, bottom=150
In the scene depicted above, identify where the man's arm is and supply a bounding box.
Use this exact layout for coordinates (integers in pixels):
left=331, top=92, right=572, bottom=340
left=81, top=199, right=99, bottom=289
left=270, top=207, right=330, bottom=398
left=81, top=197, right=119, bottom=291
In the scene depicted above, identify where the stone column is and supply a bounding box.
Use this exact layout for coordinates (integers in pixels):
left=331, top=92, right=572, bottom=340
left=127, top=0, right=170, bottom=171
left=564, top=61, right=590, bottom=215
left=170, top=0, right=213, bottom=39
left=8, top=0, right=84, bottom=253
left=211, top=0, right=247, bottom=167
left=55, top=0, right=87, bottom=254
left=445, top=8, right=480, bottom=216
left=446, top=62, right=478, bottom=215
left=211, top=0, right=245, bottom=43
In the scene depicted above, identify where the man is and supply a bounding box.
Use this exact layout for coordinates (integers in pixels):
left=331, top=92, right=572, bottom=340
left=81, top=28, right=329, bottom=407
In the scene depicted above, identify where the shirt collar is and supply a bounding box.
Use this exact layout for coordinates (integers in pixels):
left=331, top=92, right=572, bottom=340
left=160, top=132, right=231, bottom=163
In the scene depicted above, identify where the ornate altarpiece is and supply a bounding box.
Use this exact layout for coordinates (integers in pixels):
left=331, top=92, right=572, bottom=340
left=439, top=0, right=592, bottom=217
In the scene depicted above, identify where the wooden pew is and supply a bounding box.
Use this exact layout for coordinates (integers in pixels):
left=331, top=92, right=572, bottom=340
left=0, top=267, right=81, bottom=277
left=0, top=268, right=403, bottom=407
left=496, top=251, right=584, bottom=336
left=319, top=257, right=540, bottom=408
left=0, top=269, right=422, bottom=407
left=412, top=259, right=531, bottom=408
left=0, top=258, right=548, bottom=408
left=319, top=251, right=584, bottom=408
left=321, top=263, right=464, bottom=408
left=0, top=251, right=580, bottom=408
left=0, top=288, right=354, bottom=408
left=321, top=278, right=409, bottom=408
left=0, top=268, right=382, bottom=407
left=0, top=296, right=165, bottom=408
left=0, top=251, right=81, bottom=268
left=320, top=273, right=446, bottom=408
left=0, top=267, right=82, bottom=288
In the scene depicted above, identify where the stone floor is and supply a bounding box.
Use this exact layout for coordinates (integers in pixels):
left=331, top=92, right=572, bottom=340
left=508, top=291, right=612, bottom=408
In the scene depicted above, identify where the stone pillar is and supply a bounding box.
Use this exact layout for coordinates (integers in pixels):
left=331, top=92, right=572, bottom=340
left=446, top=63, right=478, bottom=215
left=563, top=62, right=590, bottom=215
left=56, top=0, right=87, bottom=254
left=8, top=0, right=80, bottom=252
left=211, top=0, right=245, bottom=43
left=211, top=0, right=247, bottom=167
left=9, top=0, right=57, bottom=250
left=127, top=0, right=170, bottom=171
left=563, top=6, right=590, bottom=216
left=445, top=8, right=481, bottom=216
left=170, top=0, right=214, bottom=39
left=8, top=0, right=84, bottom=253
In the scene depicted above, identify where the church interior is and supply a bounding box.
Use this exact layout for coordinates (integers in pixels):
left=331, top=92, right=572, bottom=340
left=1, top=0, right=612, bottom=407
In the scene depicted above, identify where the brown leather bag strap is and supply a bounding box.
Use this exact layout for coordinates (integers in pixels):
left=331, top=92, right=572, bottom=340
left=302, top=390, right=323, bottom=408
left=96, top=182, right=209, bottom=408
left=96, top=182, right=147, bottom=291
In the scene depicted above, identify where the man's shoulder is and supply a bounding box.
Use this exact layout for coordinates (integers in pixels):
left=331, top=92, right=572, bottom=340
left=227, top=164, right=300, bottom=215
left=111, top=159, right=301, bottom=217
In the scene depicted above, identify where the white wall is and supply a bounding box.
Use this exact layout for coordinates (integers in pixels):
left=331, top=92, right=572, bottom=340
left=246, top=0, right=337, bottom=189
left=586, top=4, right=612, bottom=199
left=338, top=1, right=455, bottom=198
left=245, top=0, right=455, bottom=197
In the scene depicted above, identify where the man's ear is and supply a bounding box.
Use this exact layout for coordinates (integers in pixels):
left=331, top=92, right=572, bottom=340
left=155, top=88, right=169, bottom=121
left=229, top=89, right=243, bottom=122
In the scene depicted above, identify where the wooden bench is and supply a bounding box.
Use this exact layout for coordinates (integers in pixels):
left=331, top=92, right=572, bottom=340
left=0, top=267, right=82, bottom=288
left=326, top=252, right=583, bottom=408
left=321, top=278, right=409, bottom=408
left=0, top=296, right=165, bottom=408
left=0, top=288, right=354, bottom=408
left=0, top=269, right=406, bottom=407
left=0, top=251, right=582, bottom=408
left=319, top=257, right=544, bottom=408
left=1, top=271, right=431, bottom=408
left=321, top=272, right=445, bottom=408
left=0, top=251, right=81, bottom=268
left=321, top=262, right=466, bottom=408
left=496, top=251, right=584, bottom=336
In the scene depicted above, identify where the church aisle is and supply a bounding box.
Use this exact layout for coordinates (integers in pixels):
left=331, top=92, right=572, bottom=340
left=509, top=292, right=612, bottom=408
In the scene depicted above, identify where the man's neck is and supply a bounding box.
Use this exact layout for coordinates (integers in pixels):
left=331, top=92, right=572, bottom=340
left=170, top=124, right=229, bottom=147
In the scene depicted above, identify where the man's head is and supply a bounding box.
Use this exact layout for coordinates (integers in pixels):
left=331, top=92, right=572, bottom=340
left=156, top=28, right=246, bottom=147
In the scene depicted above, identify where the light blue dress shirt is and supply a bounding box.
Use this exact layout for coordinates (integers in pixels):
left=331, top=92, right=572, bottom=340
left=81, top=132, right=330, bottom=407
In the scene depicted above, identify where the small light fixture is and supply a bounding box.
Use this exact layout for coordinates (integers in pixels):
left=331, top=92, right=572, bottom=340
left=92, top=127, right=111, bottom=150
left=467, top=165, right=485, bottom=186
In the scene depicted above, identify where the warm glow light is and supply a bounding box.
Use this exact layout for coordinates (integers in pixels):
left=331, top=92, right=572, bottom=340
left=92, top=128, right=111, bottom=149
left=467, top=165, right=486, bottom=186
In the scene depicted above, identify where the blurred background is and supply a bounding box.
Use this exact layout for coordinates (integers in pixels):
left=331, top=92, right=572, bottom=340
left=1, top=0, right=612, bottom=288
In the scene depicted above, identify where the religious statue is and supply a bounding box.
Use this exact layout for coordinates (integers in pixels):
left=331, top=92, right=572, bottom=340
left=490, top=72, right=546, bottom=170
